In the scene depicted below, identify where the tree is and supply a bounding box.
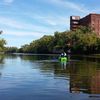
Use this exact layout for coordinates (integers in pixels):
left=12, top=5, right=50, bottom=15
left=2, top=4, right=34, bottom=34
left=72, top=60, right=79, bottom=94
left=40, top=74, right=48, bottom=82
left=0, top=30, right=6, bottom=52
left=69, top=26, right=98, bottom=54
left=0, top=30, right=3, bottom=34
left=5, top=47, right=18, bottom=53
left=18, top=26, right=100, bottom=54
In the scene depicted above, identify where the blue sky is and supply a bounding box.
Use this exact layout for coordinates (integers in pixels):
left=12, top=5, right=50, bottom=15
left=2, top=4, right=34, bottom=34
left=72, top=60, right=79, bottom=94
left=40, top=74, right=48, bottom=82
left=0, top=0, right=100, bottom=47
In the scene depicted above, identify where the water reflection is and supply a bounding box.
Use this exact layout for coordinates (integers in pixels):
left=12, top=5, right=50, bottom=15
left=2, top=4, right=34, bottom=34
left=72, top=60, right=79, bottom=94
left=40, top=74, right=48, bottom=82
left=21, top=54, right=56, bottom=60
left=0, top=54, right=5, bottom=77
left=69, top=61, right=100, bottom=94
left=0, top=54, right=4, bottom=64
left=15, top=54, right=100, bottom=94
left=60, top=61, right=67, bottom=70
left=0, top=54, right=100, bottom=100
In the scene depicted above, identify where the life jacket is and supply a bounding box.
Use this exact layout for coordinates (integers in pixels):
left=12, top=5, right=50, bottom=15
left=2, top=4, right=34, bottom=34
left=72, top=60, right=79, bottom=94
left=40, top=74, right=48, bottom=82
left=59, top=56, right=68, bottom=62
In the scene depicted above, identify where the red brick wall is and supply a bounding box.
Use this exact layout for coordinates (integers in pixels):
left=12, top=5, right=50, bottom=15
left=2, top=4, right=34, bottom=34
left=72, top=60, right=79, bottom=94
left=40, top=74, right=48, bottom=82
left=70, top=14, right=100, bottom=35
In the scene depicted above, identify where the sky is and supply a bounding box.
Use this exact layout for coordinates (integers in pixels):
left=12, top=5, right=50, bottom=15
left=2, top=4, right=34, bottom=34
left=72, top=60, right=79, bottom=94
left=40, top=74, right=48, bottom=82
left=0, top=0, right=100, bottom=48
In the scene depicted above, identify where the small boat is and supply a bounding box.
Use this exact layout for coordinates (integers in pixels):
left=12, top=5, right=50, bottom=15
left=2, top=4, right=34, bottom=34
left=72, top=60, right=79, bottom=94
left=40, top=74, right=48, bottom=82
left=58, top=56, right=68, bottom=62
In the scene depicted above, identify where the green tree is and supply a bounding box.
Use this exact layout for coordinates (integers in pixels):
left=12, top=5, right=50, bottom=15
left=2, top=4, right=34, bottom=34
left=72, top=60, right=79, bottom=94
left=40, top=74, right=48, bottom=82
left=0, top=31, right=6, bottom=52
left=0, top=39, right=6, bottom=52
left=70, top=26, right=98, bottom=54
left=18, top=26, right=100, bottom=54
left=5, top=47, right=18, bottom=53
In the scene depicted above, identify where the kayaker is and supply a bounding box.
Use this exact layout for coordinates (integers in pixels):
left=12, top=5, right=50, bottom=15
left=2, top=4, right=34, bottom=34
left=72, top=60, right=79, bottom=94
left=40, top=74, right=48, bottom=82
left=63, top=52, right=67, bottom=57
left=59, top=52, right=68, bottom=62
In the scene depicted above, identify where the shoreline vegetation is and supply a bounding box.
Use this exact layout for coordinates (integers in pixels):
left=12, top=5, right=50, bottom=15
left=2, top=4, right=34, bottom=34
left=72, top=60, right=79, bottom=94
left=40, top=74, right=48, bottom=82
left=0, top=26, right=100, bottom=55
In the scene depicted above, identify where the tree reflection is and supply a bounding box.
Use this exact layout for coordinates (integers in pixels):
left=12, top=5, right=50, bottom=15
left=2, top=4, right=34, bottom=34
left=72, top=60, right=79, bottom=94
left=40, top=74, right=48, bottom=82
left=19, top=54, right=55, bottom=62
left=2, top=54, right=99, bottom=95
left=0, top=54, right=4, bottom=64
left=69, top=61, right=100, bottom=94
left=0, top=54, right=5, bottom=77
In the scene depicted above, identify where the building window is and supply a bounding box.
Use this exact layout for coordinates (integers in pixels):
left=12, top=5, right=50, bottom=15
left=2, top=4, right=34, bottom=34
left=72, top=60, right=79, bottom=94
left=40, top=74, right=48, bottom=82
left=72, top=16, right=76, bottom=20
left=73, top=21, right=78, bottom=24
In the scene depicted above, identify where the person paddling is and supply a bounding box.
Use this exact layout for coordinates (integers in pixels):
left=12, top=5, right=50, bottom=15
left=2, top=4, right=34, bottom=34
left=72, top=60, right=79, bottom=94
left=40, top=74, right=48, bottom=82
left=59, top=52, right=68, bottom=62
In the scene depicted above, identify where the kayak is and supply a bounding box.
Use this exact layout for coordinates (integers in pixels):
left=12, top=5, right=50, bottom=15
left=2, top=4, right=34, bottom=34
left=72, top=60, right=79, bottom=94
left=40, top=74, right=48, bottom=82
left=59, top=56, right=68, bottom=62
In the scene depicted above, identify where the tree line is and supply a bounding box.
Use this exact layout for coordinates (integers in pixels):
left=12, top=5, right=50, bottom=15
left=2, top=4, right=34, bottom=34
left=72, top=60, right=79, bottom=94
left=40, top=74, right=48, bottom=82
left=1, top=26, right=100, bottom=54
left=0, top=31, right=6, bottom=52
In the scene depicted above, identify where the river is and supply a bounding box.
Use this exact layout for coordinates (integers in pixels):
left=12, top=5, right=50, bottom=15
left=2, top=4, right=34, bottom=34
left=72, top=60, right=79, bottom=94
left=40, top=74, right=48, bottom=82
left=0, top=54, right=100, bottom=100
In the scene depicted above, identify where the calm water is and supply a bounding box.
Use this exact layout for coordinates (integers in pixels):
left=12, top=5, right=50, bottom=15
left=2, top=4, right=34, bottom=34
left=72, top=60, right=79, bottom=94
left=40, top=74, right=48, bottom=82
left=0, top=54, right=100, bottom=100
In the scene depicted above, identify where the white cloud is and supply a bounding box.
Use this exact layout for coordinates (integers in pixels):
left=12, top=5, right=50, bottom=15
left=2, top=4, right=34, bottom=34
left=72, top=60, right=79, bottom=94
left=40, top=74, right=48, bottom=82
left=3, top=30, right=43, bottom=37
left=45, top=16, right=69, bottom=26
left=3, top=0, right=14, bottom=3
left=29, top=14, right=70, bottom=27
left=43, top=0, right=89, bottom=13
left=0, top=15, right=68, bottom=37
left=0, top=16, right=26, bottom=29
left=0, top=16, right=50, bottom=31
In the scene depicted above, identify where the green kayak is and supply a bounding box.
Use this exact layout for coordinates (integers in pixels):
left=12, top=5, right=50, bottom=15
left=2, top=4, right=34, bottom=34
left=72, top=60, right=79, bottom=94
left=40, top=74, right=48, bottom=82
left=59, top=56, right=68, bottom=62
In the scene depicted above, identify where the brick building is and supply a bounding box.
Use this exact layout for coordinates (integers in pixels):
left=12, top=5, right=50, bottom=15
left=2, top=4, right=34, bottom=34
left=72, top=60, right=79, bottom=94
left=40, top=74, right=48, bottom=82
left=70, top=13, right=100, bottom=35
left=70, top=16, right=80, bottom=31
